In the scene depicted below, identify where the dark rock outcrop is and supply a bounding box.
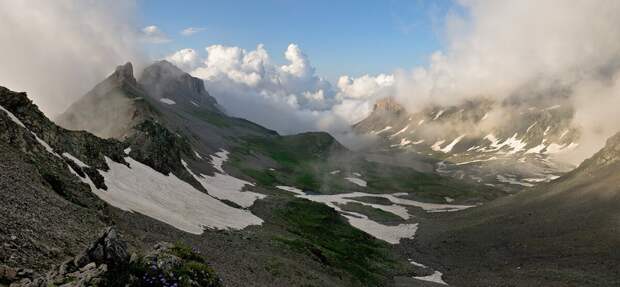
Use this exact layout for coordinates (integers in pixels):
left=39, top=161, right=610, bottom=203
left=5, top=227, right=222, bottom=287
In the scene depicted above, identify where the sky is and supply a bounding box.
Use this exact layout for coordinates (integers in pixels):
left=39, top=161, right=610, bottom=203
left=137, top=0, right=460, bottom=81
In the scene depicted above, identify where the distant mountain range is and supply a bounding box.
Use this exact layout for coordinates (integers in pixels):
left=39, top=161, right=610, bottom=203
left=354, top=96, right=579, bottom=192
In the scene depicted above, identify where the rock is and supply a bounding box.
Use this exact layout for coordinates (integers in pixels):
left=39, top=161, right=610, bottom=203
left=0, top=265, right=18, bottom=281
left=73, top=227, right=128, bottom=269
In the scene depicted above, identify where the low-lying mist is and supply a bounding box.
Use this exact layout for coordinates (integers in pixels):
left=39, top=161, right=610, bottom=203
left=392, top=0, right=620, bottom=164
left=0, top=0, right=144, bottom=117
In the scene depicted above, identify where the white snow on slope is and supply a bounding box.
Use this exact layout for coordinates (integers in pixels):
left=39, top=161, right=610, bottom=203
left=390, top=125, right=409, bottom=138
left=330, top=170, right=341, bottom=175
left=390, top=138, right=412, bottom=148
left=455, top=157, right=498, bottom=166
left=34, top=135, right=61, bottom=158
left=544, top=104, right=561, bottom=111
left=414, top=271, right=448, bottom=285
left=480, top=113, right=488, bottom=121
left=295, top=193, right=418, bottom=244
left=433, top=110, right=445, bottom=120
left=418, top=119, right=425, bottom=125
left=62, top=153, right=89, bottom=168
left=431, top=140, right=446, bottom=152
left=440, top=135, right=465, bottom=153
left=525, top=144, right=546, bottom=154
left=124, top=147, right=132, bottom=154
left=0, top=104, right=60, bottom=158
left=92, top=157, right=263, bottom=234
left=274, top=190, right=474, bottom=244
left=159, top=98, right=176, bottom=105
left=190, top=101, right=200, bottom=107
left=183, top=150, right=266, bottom=208
left=276, top=185, right=305, bottom=195
left=344, top=215, right=418, bottom=244
left=479, top=134, right=527, bottom=154
left=345, top=177, right=367, bottom=187
left=373, top=126, right=392, bottom=134
left=0, top=104, right=25, bottom=127
left=209, top=150, right=228, bottom=173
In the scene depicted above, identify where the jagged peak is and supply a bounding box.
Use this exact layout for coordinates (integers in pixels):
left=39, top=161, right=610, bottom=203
left=373, top=97, right=405, bottom=114
left=576, top=131, right=620, bottom=171
left=111, top=62, right=137, bottom=85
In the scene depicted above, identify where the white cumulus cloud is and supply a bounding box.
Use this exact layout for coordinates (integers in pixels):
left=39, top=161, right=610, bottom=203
left=168, top=43, right=388, bottom=134
left=166, top=48, right=200, bottom=71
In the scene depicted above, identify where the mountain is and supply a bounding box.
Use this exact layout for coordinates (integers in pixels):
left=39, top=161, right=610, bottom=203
left=407, top=130, right=620, bottom=286
left=0, top=61, right=505, bottom=286
left=354, top=96, right=579, bottom=191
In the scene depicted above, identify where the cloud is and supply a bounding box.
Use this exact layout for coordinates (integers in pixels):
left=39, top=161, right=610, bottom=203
left=337, top=74, right=394, bottom=100
left=169, top=44, right=386, bottom=135
left=166, top=48, right=200, bottom=71
left=0, top=0, right=143, bottom=116
left=388, top=0, right=620, bottom=163
left=181, top=27, right=206, bottom=36
left=140, top=25, right=171, bottom=44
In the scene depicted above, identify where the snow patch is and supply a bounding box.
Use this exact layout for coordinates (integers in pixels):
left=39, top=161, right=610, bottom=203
left=414, top=271, right=448, bottom=285
left=373, top=126, right=392, bottom=134
left=0, top=104, right=25, bottom=127
left=92, top=157, right=263, bottom=234
left=431, top=140, right=446, bottom=152
left=62, top=153, right=89, bottom=168
left=389, top=125, right=409, bottom=138
left=159, top=98, right=176, bottom=105
left=345, top=177, right=367, bottom=187
left=276, top=185, right=305, bottom=195
left=433, top=110, right=445, bottom=120
left=439, top=135, right=465, bottom=153
left=183, top=151, right=266, bottom=208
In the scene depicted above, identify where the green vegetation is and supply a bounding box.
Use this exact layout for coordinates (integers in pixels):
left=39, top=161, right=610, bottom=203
left=274, top=199, right=398, bottom=286
left=190, top=110, right=231, bottom=128
left=128, top=242, right=221, bottom=287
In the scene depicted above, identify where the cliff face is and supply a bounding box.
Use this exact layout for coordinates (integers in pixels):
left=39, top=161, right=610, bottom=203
left=372, top=97, right=405, bottom=114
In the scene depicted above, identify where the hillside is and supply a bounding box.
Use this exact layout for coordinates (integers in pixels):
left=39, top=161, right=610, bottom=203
left=407, top=131, right=620, bottom=286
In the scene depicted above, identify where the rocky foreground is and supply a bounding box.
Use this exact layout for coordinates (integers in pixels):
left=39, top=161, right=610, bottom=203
left=0, top=227, right=222, bottom=287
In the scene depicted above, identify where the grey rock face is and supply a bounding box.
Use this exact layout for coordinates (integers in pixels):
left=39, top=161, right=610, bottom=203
left=8, top=227, right=127, bottom=287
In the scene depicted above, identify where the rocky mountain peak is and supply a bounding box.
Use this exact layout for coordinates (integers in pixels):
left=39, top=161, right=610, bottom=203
left=373, top=97, right=405, bottom=114
left=111, top=62, right=136, bottom=85
left=139, top=60, right=219, bottom=110
left=576, top=131, right=620, bottom=172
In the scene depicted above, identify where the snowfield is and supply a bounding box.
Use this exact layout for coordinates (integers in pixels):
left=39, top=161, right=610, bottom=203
left=183, top=150, right=266, bottom=208
left=275, top=187, right=474, bottom=244
left=87, top=157, right=263, bottom=234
